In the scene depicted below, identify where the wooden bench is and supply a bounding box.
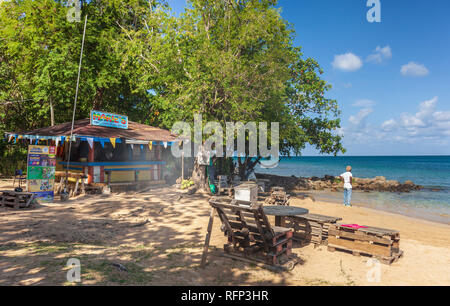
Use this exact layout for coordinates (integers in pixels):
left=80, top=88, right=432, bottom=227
left=201, top=196, right=300, bottom=272
left=327, top=224, right=403, bottom=265
left=0, top=191, right=36, bottom=209
left=280, top=213, right=342, bottom=246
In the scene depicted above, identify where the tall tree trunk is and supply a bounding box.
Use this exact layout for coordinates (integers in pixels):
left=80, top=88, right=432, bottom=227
left=49, top=96, right=54, bottom=126
left=192, top=160, right=210, bottom=192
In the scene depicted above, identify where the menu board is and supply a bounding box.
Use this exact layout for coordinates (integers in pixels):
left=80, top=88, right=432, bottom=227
left=27, top=145, right=56, bottom=202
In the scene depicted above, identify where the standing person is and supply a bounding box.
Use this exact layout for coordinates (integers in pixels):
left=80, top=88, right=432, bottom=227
left=340, top=166, right=353, bottom=207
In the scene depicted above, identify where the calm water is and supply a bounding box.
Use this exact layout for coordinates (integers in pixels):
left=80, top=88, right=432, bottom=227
left=256, top=156, right=450, bottom=224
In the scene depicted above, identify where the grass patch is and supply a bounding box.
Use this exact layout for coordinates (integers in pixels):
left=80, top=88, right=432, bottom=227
left=82, top=260, right=154, bottom=285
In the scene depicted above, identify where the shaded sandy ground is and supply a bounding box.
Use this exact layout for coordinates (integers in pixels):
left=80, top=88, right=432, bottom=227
left=0, top=179, right=449, bottom=286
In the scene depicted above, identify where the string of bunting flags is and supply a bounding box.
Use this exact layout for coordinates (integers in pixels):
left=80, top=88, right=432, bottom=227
left=3, top=132, right=172, bottom=150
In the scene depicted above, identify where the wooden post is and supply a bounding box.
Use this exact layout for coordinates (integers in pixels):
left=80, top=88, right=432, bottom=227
left=87, top=142, right=94, bottom=184
left=200, top=207, right=215, bottom=268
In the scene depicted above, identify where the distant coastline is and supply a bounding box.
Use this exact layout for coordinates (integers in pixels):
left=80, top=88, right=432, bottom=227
left=255, top=155, right=450, bottom=225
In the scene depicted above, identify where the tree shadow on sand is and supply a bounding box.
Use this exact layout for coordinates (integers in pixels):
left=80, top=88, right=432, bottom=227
left=0, top=187, right=306, bottom=285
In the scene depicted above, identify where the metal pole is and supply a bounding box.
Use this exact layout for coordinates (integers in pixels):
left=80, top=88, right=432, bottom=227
left=65, top=14, right=88, bottom=189
left=181, top=150, right=184, bottom=180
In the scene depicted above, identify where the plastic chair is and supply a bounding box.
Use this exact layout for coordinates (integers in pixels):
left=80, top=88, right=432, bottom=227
left=13, top=170, right=26, bottom=188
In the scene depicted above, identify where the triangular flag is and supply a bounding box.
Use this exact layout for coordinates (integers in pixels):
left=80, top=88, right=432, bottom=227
left=55, top=138, right=60, bottom=147
left=140, top=144, right=144, bottom=150
left=110, top=138, right=116, bottom=148
left=130, top=144, right=134, bottom=150
left=100, top=140, right=105, bottom=148
left=163, top=141, right=167, bottom=148
left=8, top=134, right=14, bottom=142
left=87, top=138, right=94, bottom=149
left=148, top=141, right=153, bottom=151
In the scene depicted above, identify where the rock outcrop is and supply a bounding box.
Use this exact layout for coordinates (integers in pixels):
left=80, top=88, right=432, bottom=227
left=255, top=173, right=423, bottom=193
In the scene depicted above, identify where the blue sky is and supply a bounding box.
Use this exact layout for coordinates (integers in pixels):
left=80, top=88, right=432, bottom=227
left=167, top=0, right=450, bottom=156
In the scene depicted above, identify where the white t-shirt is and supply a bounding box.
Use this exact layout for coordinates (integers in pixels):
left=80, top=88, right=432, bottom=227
left=340, top=172, right=353, bottom=189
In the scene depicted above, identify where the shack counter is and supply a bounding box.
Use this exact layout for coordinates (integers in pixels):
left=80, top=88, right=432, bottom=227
left=6, top=117, right=177, bottom=188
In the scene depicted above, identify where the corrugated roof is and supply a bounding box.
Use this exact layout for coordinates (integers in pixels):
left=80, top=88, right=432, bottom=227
left=18, top=119, right=178, bottom=142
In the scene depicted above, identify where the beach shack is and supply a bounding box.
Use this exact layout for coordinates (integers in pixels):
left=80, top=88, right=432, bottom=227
left=5, top=111, right=177, bottom=195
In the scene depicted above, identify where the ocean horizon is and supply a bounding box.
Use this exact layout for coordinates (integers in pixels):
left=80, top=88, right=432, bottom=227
left=255, top=155, right=450, bottom=224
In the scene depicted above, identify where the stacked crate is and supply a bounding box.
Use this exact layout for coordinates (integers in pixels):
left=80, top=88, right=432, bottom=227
left=327, top=224, right=403, bottom=265
left=265, top=187, right=290, bottom=206
left=0, top=191, right=36, bottom=209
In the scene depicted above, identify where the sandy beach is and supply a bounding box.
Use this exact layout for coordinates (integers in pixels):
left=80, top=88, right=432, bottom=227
left=0, top=178, right=449, bottom=286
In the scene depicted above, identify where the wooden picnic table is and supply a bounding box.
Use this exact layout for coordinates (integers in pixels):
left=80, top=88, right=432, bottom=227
left=263, top=205, right=309, bottom=227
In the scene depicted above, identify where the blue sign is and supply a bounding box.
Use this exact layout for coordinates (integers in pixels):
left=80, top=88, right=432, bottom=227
left=90, top=110, right=128, bottom=129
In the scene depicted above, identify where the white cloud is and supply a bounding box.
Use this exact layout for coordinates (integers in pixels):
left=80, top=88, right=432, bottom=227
left=367, top=46, right=392, bottom=63
left=349, top=108, right=373, bottom=126
left=401, top=62, right=429, bottom=77
left=384, top=97, right=450, bottom=142
left=434, top=111, right=450, bottom=121
left=353, top=99, right=376, bottom=108
left=381, top=119, right=397, bottom=132
left=332, top=53, right=363, bottom=72
left=342, top=82, right=352, bottom=88
left=340, top=97, right=450, bottom=148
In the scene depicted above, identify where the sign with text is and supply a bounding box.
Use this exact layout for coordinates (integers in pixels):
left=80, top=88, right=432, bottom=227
left=90, top=110, right=128, bottom=129
left=26, top=145, right=56, bottom=202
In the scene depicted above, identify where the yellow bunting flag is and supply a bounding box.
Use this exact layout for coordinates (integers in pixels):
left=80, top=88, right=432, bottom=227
left=110, top=138, right=116, bottom=148
left=148, top=141, right=153, bottom=151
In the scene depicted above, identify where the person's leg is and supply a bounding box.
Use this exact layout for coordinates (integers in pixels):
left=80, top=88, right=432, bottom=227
left=347, top=188, right=352, bottom=207
left=343, top=189, right=348, bottom=206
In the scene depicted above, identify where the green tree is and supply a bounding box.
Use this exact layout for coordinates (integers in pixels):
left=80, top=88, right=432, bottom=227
left=146, top=0, right=344, bottom=185
left=0, top=0, right=170, bottom=132
left=0, top=0, right=171, bottom=173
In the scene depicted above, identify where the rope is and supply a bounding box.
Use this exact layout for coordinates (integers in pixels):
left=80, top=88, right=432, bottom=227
left=65, top=14, right=88, bottom=189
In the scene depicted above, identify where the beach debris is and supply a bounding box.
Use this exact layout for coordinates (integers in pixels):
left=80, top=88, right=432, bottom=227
left=264, top=187, right=290, bottom=206
left=111, top=263, right=128, bottom=272
left=129, top=219, right=150, bottom=227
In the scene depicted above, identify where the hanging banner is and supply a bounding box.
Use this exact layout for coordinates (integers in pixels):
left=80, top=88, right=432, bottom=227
left=26, top=145, right=56, bottom=202
left=90, top=110, right=128, bottom=130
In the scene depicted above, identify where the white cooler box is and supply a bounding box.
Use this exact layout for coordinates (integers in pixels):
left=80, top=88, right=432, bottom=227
left=234, top=183, right=258, bottom=203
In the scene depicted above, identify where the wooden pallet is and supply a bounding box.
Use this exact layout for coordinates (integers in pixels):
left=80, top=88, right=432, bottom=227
left=0, top=191, right=36, bottom=209
left=201, top=196, right=300, bottom=272
left=327, top=245, right=403, bottom=265
left=327, top=224, right=402, bottom=265
left=280, top=213, right=342, bottom=245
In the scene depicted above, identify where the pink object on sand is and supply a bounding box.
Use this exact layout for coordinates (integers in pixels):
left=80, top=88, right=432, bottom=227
left=341, top=224, right=368, bottom=229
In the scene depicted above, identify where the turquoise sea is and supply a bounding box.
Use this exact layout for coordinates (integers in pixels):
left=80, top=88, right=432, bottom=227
left=255, top=156, right=450, bottom=224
